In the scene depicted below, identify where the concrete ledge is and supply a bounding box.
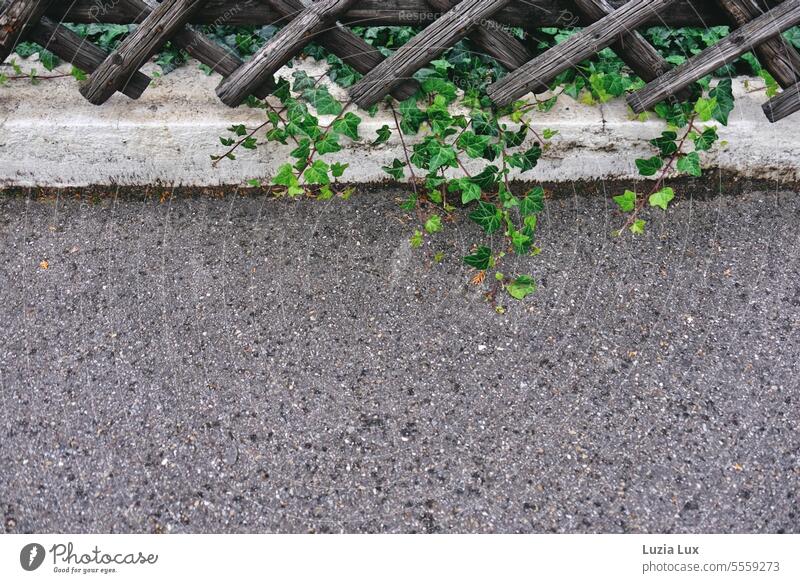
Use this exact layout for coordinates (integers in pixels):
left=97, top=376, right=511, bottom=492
left=1, top=55, right=799, bottom=187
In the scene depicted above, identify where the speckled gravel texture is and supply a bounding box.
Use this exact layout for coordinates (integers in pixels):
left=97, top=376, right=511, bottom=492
left=0, top=185, right=798, bottom=534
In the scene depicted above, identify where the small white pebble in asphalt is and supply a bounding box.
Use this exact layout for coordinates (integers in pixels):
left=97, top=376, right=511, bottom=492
left=478, top=345, right=487, bottom=351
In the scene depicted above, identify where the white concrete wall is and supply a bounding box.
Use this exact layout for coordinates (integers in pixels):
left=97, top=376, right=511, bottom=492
left=1, top=55, right=798, bottom=187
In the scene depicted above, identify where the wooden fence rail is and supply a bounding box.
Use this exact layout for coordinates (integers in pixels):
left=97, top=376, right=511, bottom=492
left=1, top=0, right=799, bottom=122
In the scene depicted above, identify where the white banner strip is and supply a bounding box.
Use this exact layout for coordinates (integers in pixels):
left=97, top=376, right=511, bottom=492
left=2, top=534, right=797, bottom=582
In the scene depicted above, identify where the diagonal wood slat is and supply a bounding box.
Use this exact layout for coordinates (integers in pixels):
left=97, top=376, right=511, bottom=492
left=716, top=0, right=800, bottom=88
left=0, top=0, right=54, bottom=63
left=0, top=0, right=151, bottom=98
left=216, top=0, right=359, bottom=107
left=80, top=0, right=209, bottom=105
left=29, top=15, right=151, bottom=99
left=128, top=0, right=275, bottom=98
left=426, top=0, right=533, bottom=72
left=348, top=0, right=513, bottom=108
left=628, top=0, right=800, bottom=113
left=572, top=0, right=691, bottom=101
left=267, top=0, right=419, bottom=101
left=43, top=1, right=787, bottom=28
left=763, top=80, right=800, bottom=122
left=486, top=0, right=679, bottom=107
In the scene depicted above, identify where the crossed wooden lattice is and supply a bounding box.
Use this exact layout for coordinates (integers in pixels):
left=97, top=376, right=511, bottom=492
left=0, top=0, right=798, bottom=121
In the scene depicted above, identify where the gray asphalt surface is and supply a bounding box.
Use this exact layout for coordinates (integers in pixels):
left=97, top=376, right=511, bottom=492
left=0, top=185, right=798, bottom=534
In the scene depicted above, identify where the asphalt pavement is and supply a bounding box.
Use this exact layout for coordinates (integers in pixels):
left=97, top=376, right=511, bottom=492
left=0, top=184, right=798, bottom=533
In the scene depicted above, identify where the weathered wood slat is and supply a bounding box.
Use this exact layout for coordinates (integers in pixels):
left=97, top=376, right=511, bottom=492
left=628, top=0, right=800, bottom=113
left=216, top=0, right=358, bottom=107
left=426, top=0, right=533, bottom=71
left=487, top=0, right=678, bottom=107
left=267, top=0, right=419, bottom=101
left=46, top=0, right=778, bottom=27
left=716, top=0, right=800, bottom=88
left=763, top=80, right=800, bottom=122
left=80, top=0, right=208, bottom=105
left=130, top=0, right=275, bottom=98
left=573, top=0, right=691, bottom=100
left=349, top=0, right=512, bottom=108
left=0, top=0, right=151, bottom=98
left=28, top=16, right=151, bottom=99
left=0, top=0, right=53, bottom=63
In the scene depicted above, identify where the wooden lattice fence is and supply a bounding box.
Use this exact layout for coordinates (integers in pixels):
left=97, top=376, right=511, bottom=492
left=1, top=0, right=799, bottom=122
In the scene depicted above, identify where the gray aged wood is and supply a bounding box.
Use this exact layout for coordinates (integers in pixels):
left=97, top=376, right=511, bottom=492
left=716, top=0, right=800, bottom=88
left=573, top=0, right=690, bottom=100
left=47, top=0, right=785, bottom=27
left=216, top=0, right=358, bottom=107
left=763, top=80, right=800, bottom=122
left=426, top=0, right=532, bottom=71
left=628, top=0, right=800, bottom=113
left=487, top=0, right=678, bottom=107
left=0, top=0, right=151, bottom=98
left=267, top=0, right=419, bottom=101
left=0, top=0, right=53, bottom=63
left=132, top=0, right=275, bottom=98
left=349, top=0, right=512, bottom=108
left=29, top=16, right=151, bottom=98
left=80, top=0, right=208, bottom=105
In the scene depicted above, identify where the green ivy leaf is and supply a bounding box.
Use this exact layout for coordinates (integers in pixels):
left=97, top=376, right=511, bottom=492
left=421, top=77, right=458, bottom=103
left=636, top=156, right=663, bottom=177
left=427, top=142, right=457, bottom=173
left=448, top=178, right=482, bottom=205
left=399, top=99, right=426, bottom=135
left=373, top=124, right=391, bottom=145
left=400, top=193, right=417, bottom=211
left=613, top=190, right=637, bottom=212
left=507, top=275, right=536, bottom=300
left=315, top=133, right=341, bottom=155
left=506, top=144, right=542, bottom=172
left=332, top=112, right=361, bottom=140
left=677, top=151, right=701, bottom=177
left=649, top=131, right=678, bottom=156
left=457, top=131, right=492, bottom=159
left=425, top=215, right=443, bottom=234
left=304, top=160, right=330, bottom=185
left=290, top=139, right=310, bottom=166
left=692, top=126, right=718, bottom=151
left=302, top=86, right=342, bottom=116
left=39, top=49, right=59, bottom=71
left=469, top=201, right=503, bottom=234
left=709, top=79, right=735, bottom=125
left=464, top=246, right=493, bottom=270
left=520, top=187, right=544, bottom=216
left=510, top=230, right=532, bottom=255
left=291, top=70, right=316, bottom=91
left=759, top=68, right=779, bottom=98
left=694, top=96, right=717, bottom=122
left=330, top=162, right=349, bottom=178
left=630, top=219, right=646, bottom=235
left=502, top=125, right=528, bottom=148
left=471, top=110, right=499, bottom=137
left=382, top=159, right=406, bottom=180
left=272, top=163, right=304, bottom=197
left=649, top=187, right=675, bottom=211
left=470, top=166, right=499, bottom=190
